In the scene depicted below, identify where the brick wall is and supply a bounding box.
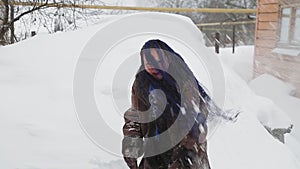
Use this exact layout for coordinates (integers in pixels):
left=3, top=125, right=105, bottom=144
left=254, top=0, right=300, bottom=97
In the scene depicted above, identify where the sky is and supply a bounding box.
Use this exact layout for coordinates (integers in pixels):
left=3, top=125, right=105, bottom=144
left=102, top=0, right=137, bottom=6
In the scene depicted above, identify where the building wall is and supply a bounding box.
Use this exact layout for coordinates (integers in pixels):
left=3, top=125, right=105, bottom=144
left=254, top=0, right=300, bottom=97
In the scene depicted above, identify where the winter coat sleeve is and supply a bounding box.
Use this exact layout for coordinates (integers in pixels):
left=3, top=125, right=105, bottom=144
left=122, top=81, right=145, bottom=169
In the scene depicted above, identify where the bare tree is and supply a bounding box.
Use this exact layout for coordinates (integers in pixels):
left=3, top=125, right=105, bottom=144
left=0, top=0, right=106, bottom=45
left=0, top=0, right=10, bottom=45
left=1, top=0, right=51, bottom=45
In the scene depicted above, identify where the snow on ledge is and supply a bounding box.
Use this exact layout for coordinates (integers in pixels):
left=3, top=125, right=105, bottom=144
left=272, top=48, right=300, bottom=57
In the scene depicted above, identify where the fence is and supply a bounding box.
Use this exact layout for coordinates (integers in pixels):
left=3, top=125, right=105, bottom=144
left=5, top=1, right=257, bottom=13
left=1, top=2, right=257, bottom=50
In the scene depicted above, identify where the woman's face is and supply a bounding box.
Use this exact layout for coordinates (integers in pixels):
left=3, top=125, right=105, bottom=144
left=143, top=48, right=170, bottom=80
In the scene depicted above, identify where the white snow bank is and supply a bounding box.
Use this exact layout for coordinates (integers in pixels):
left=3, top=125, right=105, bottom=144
left=215, top=49, right=293, bottom=130
left=210, top=111, right=299, bottom=169
left=249, top=74, right=296, bottom=96
left=0, top=21, right=123, bottom=169
left=286, top=134, right=300, bottom=163
left=0, top=12, right=299, bottom=169
left=249, top=74, right=300, bottom=162
left=209, top=65, right=300, bottom=169
left=249, top=74, right=300, bottom=140
left=214, top=46, right=254, bottom=82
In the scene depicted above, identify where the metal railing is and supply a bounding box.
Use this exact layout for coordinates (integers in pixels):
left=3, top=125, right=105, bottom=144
left=3, top=1, right=257, bottom=14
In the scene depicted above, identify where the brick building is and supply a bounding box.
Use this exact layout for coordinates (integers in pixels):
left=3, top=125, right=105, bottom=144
left=254, top=0, right=300, bottom=97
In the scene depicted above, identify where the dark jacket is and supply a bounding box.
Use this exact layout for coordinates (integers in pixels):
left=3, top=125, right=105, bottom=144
left=122, top=70, right=211, bottom=169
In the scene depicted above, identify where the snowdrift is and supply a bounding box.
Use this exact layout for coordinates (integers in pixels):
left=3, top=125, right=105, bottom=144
left=0, top=13, right=299, bottom=169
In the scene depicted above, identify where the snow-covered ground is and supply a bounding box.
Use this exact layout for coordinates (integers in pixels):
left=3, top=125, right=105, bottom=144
left=0, top=13, right=299, bottom=169
left=216, top=47, right=300, bottom=168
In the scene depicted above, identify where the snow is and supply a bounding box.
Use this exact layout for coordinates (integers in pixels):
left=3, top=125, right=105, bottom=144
left=1, top=13, right=300, bottom=169
left=248, top=74, right=300, bottom=161
left=272, top=48, right=300, bottom=57
left=216, top=46, right=254, bottom=82
left=215, top=47, right=297, bottom=127
left=209, top=63, right=298, bottom=169
left=249, top=74, right=300, bottom=138
left=0, top=24, right=123, bottom=169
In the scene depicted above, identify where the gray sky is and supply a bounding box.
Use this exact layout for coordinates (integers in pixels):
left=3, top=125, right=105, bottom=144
left=102, top=0, right=137, bottom=6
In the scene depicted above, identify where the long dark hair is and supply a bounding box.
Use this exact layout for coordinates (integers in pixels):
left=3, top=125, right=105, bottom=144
left=139, top=39, right=209, bottom=102
left=135, top=39, right=235, bottom=139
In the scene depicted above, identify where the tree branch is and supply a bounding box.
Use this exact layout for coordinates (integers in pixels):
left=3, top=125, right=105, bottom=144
left=10, top=0, right=50, bottom=24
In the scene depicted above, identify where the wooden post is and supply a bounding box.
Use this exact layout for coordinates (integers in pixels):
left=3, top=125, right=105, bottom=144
left=232, top=25, right=235, bottom=54
left=215, top=32, right=220, bottom=54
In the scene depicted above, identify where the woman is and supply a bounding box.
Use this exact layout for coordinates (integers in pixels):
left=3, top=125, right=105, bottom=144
left=122, top=39, right=212, bottom=169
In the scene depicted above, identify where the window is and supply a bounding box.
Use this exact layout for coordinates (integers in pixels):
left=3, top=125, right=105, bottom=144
left=278, top=6, right=300, bottom=48
left=292, top=9, right=300, bottom=44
